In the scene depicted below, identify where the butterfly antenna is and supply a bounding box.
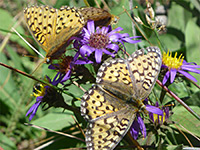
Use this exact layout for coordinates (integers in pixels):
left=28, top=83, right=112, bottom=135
left=31, top=59, right=45, bottom=75
left=83, top=0, right=90, bottom=7
left=24, top=123, right=85, bottom=142
left=101, top=0, right=111, bottom=12
left=11, top=27, right=45, bottom=59
left=117, top=6, right=138, bottom=17
left=94, top=0, right=101, bottom=8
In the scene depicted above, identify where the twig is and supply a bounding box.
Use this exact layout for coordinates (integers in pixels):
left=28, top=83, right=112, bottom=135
left=156, top=79, right=200, bottom=121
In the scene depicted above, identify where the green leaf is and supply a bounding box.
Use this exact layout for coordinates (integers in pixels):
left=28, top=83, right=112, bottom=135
left=32, top=109, right=74, bottom=131
left=190, top=0, right=200, bottom=12
left=151, top=33, right=183, bottom=51
left=0, top=132, right=16, bottom=150
left=185, top=90, right=200, bottom=106
left=185, top=18, right=200, bottom=85
left=169, top=81, right=189, bottom=99
left=159, top=144, right=183, bottom=150
left=171, top=106, right=200, bottom=137
left=111, top=0, right=140, bottom=54
left=0, top=53, right=20, bottom=109
left=168, top=2, right=192, bottom=33
left=0, top=8, right=33, bottom=54
left=6, top=45, right=24, bottom=71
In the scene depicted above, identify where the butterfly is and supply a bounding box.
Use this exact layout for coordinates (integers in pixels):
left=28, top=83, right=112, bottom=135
left=79, top=7, right=119, bottom=27
left=81, top=46, right=162, bottom=149
left=24, top=5, right=85, bottom=63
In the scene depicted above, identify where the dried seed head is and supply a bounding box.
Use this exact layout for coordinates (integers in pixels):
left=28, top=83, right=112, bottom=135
left=134, top=16, right=144, bottom=25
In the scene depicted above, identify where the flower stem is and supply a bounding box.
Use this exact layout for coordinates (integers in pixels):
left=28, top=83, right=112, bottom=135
left=156, top=79, right=200, bottom=121
left=0, top=62, right=74, bottom=98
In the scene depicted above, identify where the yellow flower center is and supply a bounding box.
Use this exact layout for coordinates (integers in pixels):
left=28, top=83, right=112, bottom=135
left=31, top=83, right=46, bottom=98
left=162, top=50, right=184, bottom=70
left=153, top=112, right=166, bottom=124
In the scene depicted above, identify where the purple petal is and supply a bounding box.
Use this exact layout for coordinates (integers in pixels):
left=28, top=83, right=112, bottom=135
left=178, top=70, right=198, bottom=82
left=101, top=26, right=109, bottom=34
left=109, top=33, right=121, bottom=41
left=182, top=64, right=200, bottom=68
left=75, top=59, right=93, bottom=65
left=161, top=64, right=168, bottom=69
left=102, top=49, right=115, bottom=57
left=73, top=51, right=80, bottom=60
left=45, top=75, right=51, bottom=83
left=96, top=27, right=101, bottom=33
left=149, top=112, right=154, bottom=122
left=61, top=70, right=72, bottom=83
left=130, top=119, right=140, bottom=140
left=165, top=107, right=170, bottom=119
left=53, top=73, right=65, bottom=85
left=146, top=105, right=163, bottom=115
left=181, top=66, right=200, bottom=74
left=80, top=45, right=94, bottom=57
left=82, top=27, right=91, bottom=38
left=87, top=20, right=95, bottom=34
left=182, top=60, right=197, bottom=65
left=122, top=38, right=141, bottom=44
left=155, top=101, right=159, bottom=107
left=26, top=100, right=42, bottom=121
left=162, top=71, right=170, bottom=85
left=129, top=36, right=142, bottom=39
left=106, top=43, right=119, bottom=52
left=48, top=64, right=58, bottom=69
left=170, top=69, right=177, bottom=83
left=120, top=33, right=129, bottom=37
left=95, top=49, right=103, bottom=63
left=108, top=27, right=123, bottom=35
left=137, top=115, right=146, bottom=138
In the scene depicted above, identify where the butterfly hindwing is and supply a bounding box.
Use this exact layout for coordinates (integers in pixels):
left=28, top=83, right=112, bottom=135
left=79, top=7, right=118, bottom=26
left=81, top=85, right=137, bottom=150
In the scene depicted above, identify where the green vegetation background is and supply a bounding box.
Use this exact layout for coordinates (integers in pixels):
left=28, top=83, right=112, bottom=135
left=0, top=0, right=200, bottom=149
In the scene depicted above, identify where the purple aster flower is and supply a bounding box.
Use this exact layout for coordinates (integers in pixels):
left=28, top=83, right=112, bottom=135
left=26, top=74, right=64, bottom=121
left=130, top=104, right=163, bottom=139
left=49, top=52, right=93, bottom=83
left=75, top=20, right=141, bottom=63
left=149, top=102, right=169, bottom=125
left=162, top=50, right=200, bottom=85
left=130, top=113, right=146, bottom=140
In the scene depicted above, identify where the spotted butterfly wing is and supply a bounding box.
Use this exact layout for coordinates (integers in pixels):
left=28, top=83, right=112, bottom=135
left=24, top=5, right=85, bottom=62
left=97, top=46, right=162, bottom=101
left=81, top=46, right=162, bottom=150
left=79, top=7, right=118, bottom=26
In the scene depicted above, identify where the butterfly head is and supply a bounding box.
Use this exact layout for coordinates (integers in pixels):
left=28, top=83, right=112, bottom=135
left=111, top=15, right=119, bottom=24
left=132, top=99, right=148, bottom=114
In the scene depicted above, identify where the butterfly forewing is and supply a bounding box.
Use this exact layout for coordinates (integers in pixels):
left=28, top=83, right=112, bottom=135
left=81, top=85, right=137, bottom=150
left=24, top=5, right=85, bottom=60
left=128, top=47, right=162, bottom=100
left=96, top=58, right=136, bottom=101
